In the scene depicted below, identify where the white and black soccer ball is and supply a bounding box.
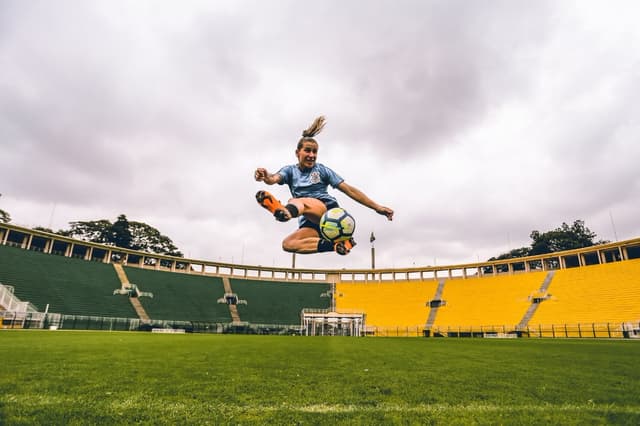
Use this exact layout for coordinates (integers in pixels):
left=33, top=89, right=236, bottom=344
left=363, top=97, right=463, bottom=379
left=319, top=207, right=356, bottom=242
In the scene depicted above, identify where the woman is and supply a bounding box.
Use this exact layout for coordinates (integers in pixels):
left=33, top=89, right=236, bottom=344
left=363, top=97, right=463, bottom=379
left=254, top=116, right=393, bottom=256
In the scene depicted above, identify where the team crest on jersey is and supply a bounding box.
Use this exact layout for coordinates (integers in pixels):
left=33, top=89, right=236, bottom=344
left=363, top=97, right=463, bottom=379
left=310, top=171, right=321, bottom=184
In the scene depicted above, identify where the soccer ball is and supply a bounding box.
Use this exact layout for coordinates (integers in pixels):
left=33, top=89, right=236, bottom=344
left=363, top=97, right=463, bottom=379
left=319, top=207, right=356, bottom=242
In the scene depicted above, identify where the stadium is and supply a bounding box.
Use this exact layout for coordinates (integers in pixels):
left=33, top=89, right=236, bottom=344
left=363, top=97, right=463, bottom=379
left=1, top=221, right=639, bottom=424
left=3, top=0, right=640, bottom=422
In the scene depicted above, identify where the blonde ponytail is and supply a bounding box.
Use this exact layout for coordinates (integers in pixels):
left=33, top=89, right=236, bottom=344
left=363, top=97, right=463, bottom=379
left=301, top=116, right=326, bottom=138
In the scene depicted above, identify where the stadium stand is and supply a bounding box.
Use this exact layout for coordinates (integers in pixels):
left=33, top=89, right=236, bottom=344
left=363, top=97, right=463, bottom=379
left=431, top=272, right=547, bottom=329
left=122, top=266, right=231, bottom=323
left=335, top=281, right=439, bottom=329
left=531, top=258, right=640, bottom=325
left=1, top=222, right=639, bottom=337
left=230, top=278, right=330, bottom=325
left=0, top=244, right=136, bottom=318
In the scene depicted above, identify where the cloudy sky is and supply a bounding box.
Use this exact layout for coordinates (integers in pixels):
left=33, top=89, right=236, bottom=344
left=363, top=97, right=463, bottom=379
left=1, top=0, right=639, bottom=270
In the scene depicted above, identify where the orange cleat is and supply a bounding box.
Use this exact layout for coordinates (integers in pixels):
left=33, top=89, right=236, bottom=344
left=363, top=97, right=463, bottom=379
left=256, top=191, right=290, bottom=222
left=334, top=238, right=357, bottom=255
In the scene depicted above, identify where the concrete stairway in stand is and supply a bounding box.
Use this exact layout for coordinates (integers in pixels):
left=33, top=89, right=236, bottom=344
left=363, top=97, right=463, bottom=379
left=113, top=264, right=150, bottom=323
left=222, top=277, right=242, bottom=323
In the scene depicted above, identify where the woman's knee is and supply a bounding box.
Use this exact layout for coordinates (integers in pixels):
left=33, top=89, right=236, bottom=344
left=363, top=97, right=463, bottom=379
left=292, top=198, right=326, bottom=222
left=281, top=235, right=298, bottom=252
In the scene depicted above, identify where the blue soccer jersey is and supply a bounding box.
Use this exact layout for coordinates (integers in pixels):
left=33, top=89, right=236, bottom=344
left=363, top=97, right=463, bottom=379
left=277, top=163, right=344, bottom=206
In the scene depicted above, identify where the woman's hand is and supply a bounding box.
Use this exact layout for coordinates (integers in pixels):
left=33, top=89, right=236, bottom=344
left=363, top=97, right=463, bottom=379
left=255, top=168, right=281, bottom=185
left=254, top=168, right=268, bottom=181
left=376, top=206, right=394, bottom=221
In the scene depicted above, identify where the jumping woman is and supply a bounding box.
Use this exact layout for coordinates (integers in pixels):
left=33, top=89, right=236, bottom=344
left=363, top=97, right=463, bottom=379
left=254, top=116, right=394, bottom=255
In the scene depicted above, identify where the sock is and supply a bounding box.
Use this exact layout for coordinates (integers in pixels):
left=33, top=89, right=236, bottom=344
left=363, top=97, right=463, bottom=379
left=317, top=239, right=334, bottom=253
left=285, top=204, right=299, bottom=218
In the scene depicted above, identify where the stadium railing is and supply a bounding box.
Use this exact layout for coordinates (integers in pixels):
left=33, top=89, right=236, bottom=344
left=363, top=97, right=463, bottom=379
left=2, top=311, right=639, bottom=339
left=0, top=311, right=305, bottom=335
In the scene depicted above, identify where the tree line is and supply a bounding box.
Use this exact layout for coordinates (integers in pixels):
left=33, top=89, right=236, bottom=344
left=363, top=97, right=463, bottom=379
left=34, top=214, right=183, bottom=258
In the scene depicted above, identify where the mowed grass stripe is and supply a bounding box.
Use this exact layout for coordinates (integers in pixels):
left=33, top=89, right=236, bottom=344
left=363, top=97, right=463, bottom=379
left=3, top=396, right=639, bottom=425
left=4, top=395, right=640, bottom=425
left=5, top=394, right=640, bottom=414
left=1, top=331, right=639, bottom=424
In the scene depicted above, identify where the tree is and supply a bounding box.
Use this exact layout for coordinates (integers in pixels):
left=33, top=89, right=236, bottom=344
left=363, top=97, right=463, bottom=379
left=0, top=208, right=10, bottom=223
left=128, top=221, right=182, bottom=257
left=488, top=220, right=606, bottom=263
left=529, top=220, right=601, bottom=255
left=65, top=219, right=113, bottom=244
left=33, top=226, right=54, bottom=233
left=111, top=214, right=133, bottom=249
left=488, top=246, right=531, bottom=262
left=62, top=215, right=183, bottom=257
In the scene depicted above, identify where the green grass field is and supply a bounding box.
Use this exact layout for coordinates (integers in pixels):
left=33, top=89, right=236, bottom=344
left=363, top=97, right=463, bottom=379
left=1, top=331, right=639, bottom=425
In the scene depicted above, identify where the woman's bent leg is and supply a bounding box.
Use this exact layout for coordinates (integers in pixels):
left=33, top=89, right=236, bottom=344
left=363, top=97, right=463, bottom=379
left=279, top=198, right=337, bottom=253
left=282, top=227, right=325, bottom=253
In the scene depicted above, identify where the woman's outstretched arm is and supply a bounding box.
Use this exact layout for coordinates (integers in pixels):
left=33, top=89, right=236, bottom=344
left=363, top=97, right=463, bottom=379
left=337, top=181, right=394, bottom=221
